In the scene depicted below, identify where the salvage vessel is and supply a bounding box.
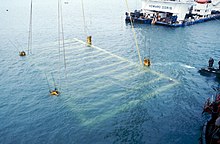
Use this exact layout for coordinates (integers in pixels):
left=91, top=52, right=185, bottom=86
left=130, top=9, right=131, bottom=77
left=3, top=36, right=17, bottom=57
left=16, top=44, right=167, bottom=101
left=125, top=0, right=220, bottom=27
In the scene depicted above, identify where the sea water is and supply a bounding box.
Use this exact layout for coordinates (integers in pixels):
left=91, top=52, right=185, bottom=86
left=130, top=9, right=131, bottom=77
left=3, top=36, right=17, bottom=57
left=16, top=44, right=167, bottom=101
left=1, top=0, right=220, bottom=143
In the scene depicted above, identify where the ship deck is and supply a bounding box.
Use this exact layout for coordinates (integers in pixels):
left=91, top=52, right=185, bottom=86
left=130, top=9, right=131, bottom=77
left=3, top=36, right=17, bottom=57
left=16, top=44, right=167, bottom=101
left=125, top=13, right=220, bottom=27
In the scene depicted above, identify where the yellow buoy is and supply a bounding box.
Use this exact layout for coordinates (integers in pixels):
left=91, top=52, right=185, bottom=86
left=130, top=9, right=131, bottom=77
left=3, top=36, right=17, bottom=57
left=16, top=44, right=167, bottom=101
left=87, top=36, right=92, bottom=46
left=143, top=58, right=151, bottom=67
left=19, top=51, right=26, bottom=57
left=50, top=90, right=60, bottom=96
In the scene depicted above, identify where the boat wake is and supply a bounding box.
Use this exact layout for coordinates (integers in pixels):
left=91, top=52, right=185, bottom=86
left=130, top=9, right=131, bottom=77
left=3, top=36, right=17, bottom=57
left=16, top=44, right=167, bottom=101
left=154, top=62, right=196, bottom=69
left=180, top=64, right=196, bottom=69
left=153, top=62, right=196, bottom=69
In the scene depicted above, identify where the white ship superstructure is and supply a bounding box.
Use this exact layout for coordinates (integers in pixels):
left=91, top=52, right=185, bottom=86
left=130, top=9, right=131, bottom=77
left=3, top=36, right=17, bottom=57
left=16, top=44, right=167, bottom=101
left=125, top=0, right=220, bottom=26
left=141, top=0, right=194, bottom=22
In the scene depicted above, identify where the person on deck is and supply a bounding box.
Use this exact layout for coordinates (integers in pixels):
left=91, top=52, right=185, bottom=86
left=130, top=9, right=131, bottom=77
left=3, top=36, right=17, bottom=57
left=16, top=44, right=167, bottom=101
left=218, top=60, right=220, bottom=70
left=212, top=102, right=219, bottom=121
left=209, top=57, right=214, bottom=68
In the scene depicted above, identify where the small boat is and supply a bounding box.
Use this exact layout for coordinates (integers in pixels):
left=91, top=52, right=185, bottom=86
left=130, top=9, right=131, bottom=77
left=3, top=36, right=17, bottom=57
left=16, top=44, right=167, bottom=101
left=125, top=0, right=220, bottom=27
left=200, top=118, right=220, bottom=144
left=199, top=67, right=220, bottom=77
left=199, top=87, right=220, bottom=144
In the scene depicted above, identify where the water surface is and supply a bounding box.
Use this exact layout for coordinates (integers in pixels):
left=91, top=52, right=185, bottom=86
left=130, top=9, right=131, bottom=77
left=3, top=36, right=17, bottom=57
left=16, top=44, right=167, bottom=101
left=1, top=0, right=220, bottom=143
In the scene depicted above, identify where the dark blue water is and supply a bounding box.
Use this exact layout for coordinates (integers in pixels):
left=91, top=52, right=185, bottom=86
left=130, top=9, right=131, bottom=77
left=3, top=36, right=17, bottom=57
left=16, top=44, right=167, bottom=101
left=1, top=0, right=220, bottom=143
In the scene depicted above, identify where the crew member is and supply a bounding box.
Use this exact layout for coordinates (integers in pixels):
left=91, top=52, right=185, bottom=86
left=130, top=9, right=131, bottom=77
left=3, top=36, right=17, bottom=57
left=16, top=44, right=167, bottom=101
left=218, top=60, right=220, bottom=70
left=209, top=57, right=214, bottom=68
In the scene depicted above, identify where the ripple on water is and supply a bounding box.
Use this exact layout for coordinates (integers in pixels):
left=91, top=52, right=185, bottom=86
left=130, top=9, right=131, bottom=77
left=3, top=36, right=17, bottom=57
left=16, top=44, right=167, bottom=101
left=1, top=0, right=220, bottom=143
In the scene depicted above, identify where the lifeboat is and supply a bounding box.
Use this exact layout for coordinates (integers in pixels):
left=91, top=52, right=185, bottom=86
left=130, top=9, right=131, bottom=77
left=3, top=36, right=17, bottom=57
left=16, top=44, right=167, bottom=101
left=199, top=87, right=220, bottom=144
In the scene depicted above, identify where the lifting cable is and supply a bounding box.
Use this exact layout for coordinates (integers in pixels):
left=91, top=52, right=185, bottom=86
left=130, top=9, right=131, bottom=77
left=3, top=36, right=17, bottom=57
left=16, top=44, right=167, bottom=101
left=148, top=39, right=151, bottom=60
left=143, top=35, right=151, bottom=67
left=81, top=0, right=88, bottom=36
left=58, top=0, right=62, bottom=90
left=44, top=72, right=51, bottom=92
left=51, top=73, right=57, bottom=89
left=81, top=0, right=86, bottom=35
left=81, top=0, right=92, bottom=45
left=145, top=36, right=151, bottom=60
left=124, top=0, right=143, bottom=65
left=28, top=0, right=33, bottom=54
left=59, top=0, right=67, bottom=74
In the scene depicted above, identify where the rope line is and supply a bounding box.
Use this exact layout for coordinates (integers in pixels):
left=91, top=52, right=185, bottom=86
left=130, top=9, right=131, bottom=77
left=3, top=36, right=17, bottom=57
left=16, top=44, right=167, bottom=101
left=51, top=72, right=57, bottom=89
left=81, top=0, right=88, bottom=36
left=28, top=0, right=33, bottom=54
left=58, top=0, right=62, bottom=90
left=44, top=72, right=51, bottom=92
left=60, top=0, right=67, bottom=74
left=124, top=0, right=143, bottom=65
left=145, top=36, right=151, bottom=59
